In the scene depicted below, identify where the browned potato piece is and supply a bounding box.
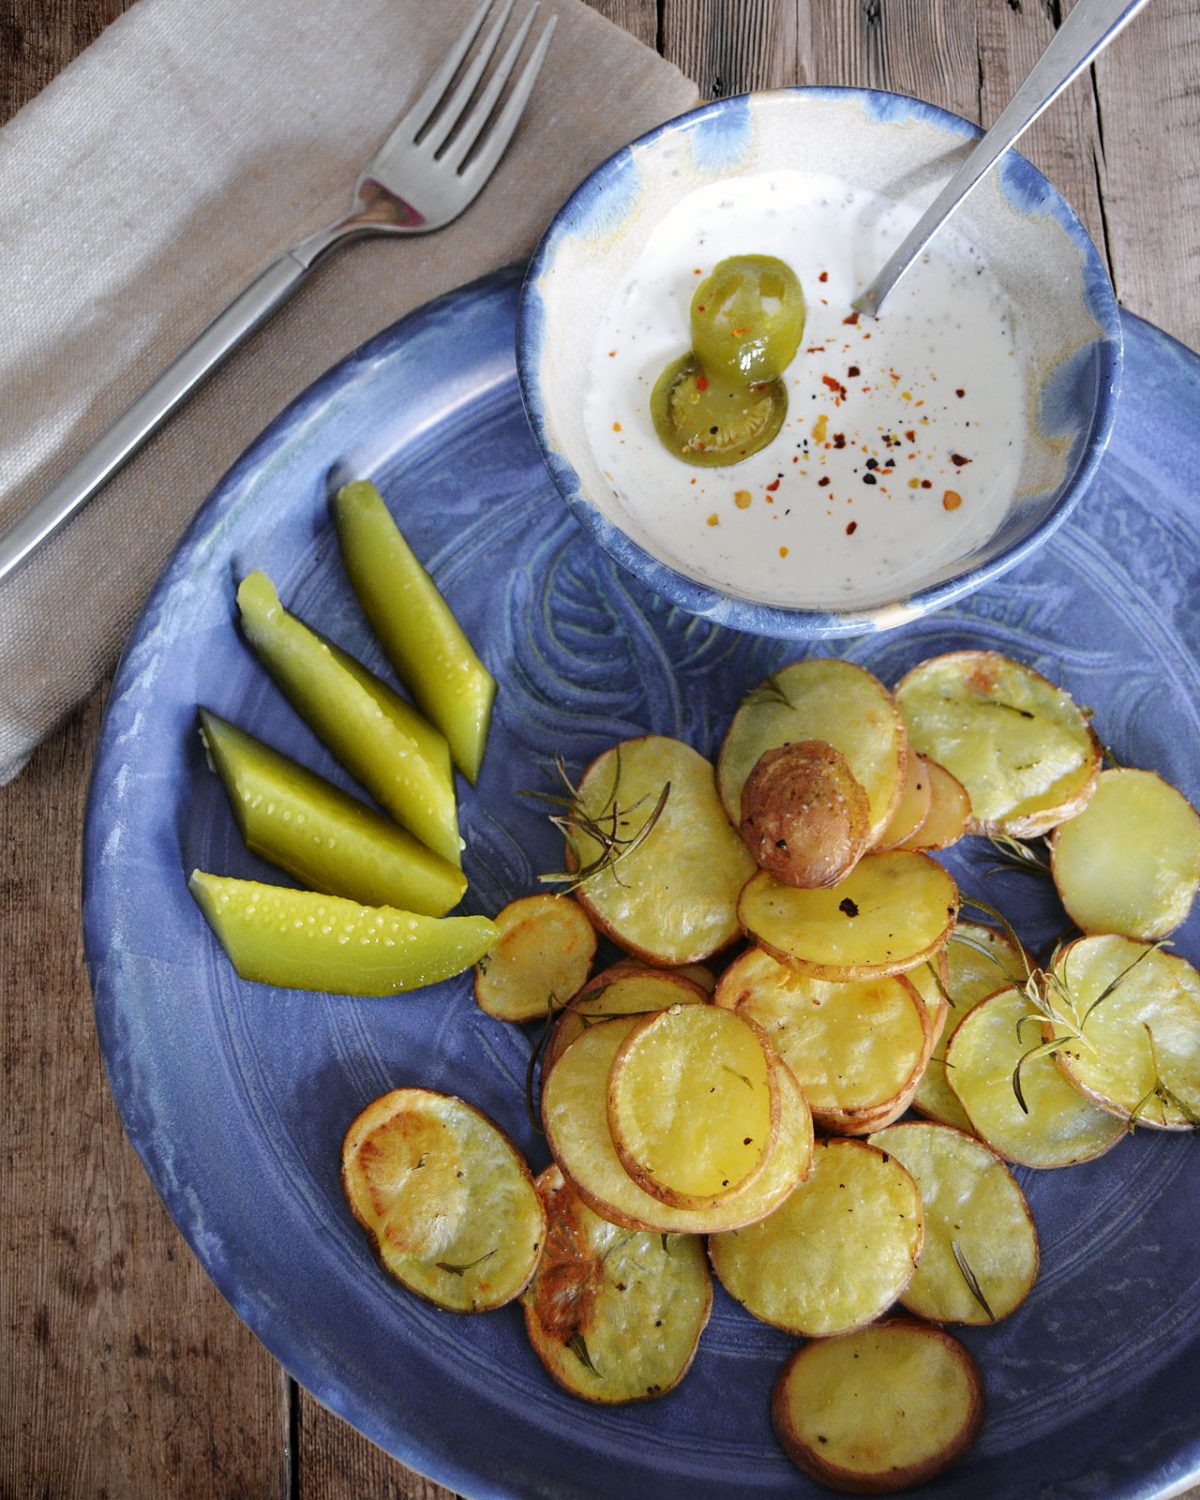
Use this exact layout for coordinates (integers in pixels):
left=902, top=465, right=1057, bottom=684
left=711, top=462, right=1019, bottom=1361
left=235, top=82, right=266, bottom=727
left=522, top=1166, right=711, bottom=1404
left=739, top=740, right=871, bottom=888
left=738, top=852, right=959, bottom=981
left=896, top=759, right=971, bottom=851
left=542, top=1018, right=813, bottom=1234
left=544, top=963, right=709, bottom=1075
left=895, top=651, right=1100, bottom=837
left=709, top=1139, right=922, bottom=1337
left=772, top=1319, right=984, bottom=1494
left=872, top=750, right=933, bottom=852
left=341, top=1089, right=545, bottom=1313
left=607, top=1006, right=779, bottom=1209
left=473, top=894, right=596, bottom=1023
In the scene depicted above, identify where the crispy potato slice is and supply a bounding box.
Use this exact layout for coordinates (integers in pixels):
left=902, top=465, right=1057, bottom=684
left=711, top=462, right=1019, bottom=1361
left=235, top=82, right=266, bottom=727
left=868, top=1121, right=1038, bottom=1325
left=1049, top=936, right=1200, bottom=1129
left=913, top=922, right=1029, bottom=1130
left=772, top=1319, right=984, bottom=1494
left=608, top=1006, right=779, bottom=1208
left=719, top=660, right=907, bottom=844
left=341, top=1089, right=545, bottom=1312
left=544, top=964, right=708, bottom=1075
left=709, top=1139, right=922, bottom=1337
left=716, top=946, right=931, bottom=1134
left=542, top=1018, right=813, bottom=1234
left=738, top=852, right=959, bottom=981
left=895, top=651, right=1100, bottom=837
left=567, top=736, right=755, bottom=964
left=521, top=1166, right=711, bottom=1404
left=872, top=749, right=932, bottom=852
left=1050, top=769, right=1200, bottom=940
left=896, top=758, right=971, bottom=852
left=473, top=894, right=596, bottom=1023
left=946, top=987, right=1125, bottom=1167
left=739, top=741, right=871, bottom=887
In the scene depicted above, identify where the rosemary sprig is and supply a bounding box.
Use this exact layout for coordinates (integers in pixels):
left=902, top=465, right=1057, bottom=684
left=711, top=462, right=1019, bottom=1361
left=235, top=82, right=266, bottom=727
left=1127, top=1024, right=1200, bottom=1129
left=524, top=752, right=671, bottom=892
left=982, top=833, right=1052, bottom=880
left=436, top=1249, right=496, bottom=1277
left=565, top=1329, right=600, bottom=1376
left=951, top=1240, right=996, bottom=1322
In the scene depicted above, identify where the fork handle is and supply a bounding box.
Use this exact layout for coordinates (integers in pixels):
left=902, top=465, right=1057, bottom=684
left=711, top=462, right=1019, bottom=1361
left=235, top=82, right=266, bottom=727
left=0, top=250, right=316, bottom=585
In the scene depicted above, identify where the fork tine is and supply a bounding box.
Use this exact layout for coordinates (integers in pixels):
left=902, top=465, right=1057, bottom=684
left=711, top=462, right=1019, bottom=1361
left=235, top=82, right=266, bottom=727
left=422, top=0, right=516, bottom=156
left=399, top=0, right=495, bottom=142
left=443, top=4, right=539, bottom=169
left=459, top=14, right=556, bottom=185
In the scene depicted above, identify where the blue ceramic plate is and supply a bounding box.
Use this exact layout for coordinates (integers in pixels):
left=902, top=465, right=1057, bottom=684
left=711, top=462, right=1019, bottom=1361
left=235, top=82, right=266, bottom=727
left=85, top=267, right=1200, bottom=1500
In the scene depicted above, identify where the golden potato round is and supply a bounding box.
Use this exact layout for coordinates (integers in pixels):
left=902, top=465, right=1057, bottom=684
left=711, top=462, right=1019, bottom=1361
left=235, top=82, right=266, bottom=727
left=738, top=740, right=871, bottom=888
left=772, top=1318, right=984, bottom=1493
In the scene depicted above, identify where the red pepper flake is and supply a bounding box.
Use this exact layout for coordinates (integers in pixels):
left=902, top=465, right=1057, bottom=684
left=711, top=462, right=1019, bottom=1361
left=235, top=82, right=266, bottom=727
left=805, top=345, right=826, bottom=354
left=822, top=374, right=847, bottom=402
left=846, top=520, right=858, bottom=535
left=696, top=374, right=709, bottom=392
left=956, top=388, right=966, bottom=397
left=612, top=421, right=622, bottom=432
left=920, top=479, right=932, bottom=489
left=905, top=429, right=916, bottom=444
left=694, top=268, right=703, bottom=275
left=943, top=490, right=963, bottom=511
left=819, top=271, right=829, bottom=283
left=766, top=479, right=781, bottom=492
left=818, top=477, right=831, bottom=488
left=843, top=311, right=859, bottom=325
left=950, top=452, right=972, bottom=467
left=608, top=350, right=616, bottom=358
left=779, top=545, right=790, bottom=558
left=847, top=365, right=861, bottom=378
left=832, top=433, right=846, bottom=450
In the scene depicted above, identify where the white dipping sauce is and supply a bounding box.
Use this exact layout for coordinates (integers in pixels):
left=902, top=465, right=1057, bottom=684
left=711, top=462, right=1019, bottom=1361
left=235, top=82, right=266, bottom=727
left=584, top=171, right=1028, bottom=610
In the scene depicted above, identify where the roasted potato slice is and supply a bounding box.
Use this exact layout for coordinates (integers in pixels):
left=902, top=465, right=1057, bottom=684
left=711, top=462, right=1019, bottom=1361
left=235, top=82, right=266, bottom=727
left=1049, top=936, right=1200, bottom=1129
left=772, top=1319, right=984, bottom=1494
left=913, top=922, right=1029, bottom=1130
left=719, top=660, right=907, bottom=844
left=896, top=758, right=971, bottom=852
left=522, top=1166, right=711, bottom=1404
left=738, top=740, right=871, bottom=887
left=871, top=750, right=932, bottom=852
left=945, top=987, right=1125, bottom=1167
left=341, top=1089, right=545, bottom=1312
left=709, top=1138, right=922, bottom=1338
left=542, top=1018, right=813, bottom=1234
left=738, top=852, right=958, bottom=981
left=868, top=1121, right=1038, bottom=1325
left=895, top=650, right=1100, bottom=837
left=1050, top=769, right=1200, bottom=940
left=716, top=946, right=930, bottom=1134
left=473, top=894, right=596, bottom=1023
left=544, top=964, right=708, bottom=1075
left=567, top=736, right=755, bottom=965
left=607, top=1006, right=779, bottom=1208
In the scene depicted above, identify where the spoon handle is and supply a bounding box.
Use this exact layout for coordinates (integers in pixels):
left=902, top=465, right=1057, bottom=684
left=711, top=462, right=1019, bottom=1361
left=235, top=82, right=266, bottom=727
left=856, top=0, right=1150, bottom=319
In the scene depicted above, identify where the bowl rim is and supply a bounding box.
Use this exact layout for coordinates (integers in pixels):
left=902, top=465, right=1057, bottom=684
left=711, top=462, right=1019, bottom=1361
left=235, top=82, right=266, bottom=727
left=515, top=85, right=1124, bottom=639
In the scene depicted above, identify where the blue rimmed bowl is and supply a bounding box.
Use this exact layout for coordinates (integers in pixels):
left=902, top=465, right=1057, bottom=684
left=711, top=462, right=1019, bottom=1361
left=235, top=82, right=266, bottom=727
left=516, top=87, right=1122, bottom=639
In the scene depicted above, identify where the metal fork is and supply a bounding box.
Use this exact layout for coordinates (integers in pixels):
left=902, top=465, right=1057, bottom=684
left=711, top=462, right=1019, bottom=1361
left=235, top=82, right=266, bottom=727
left=0, top=0, right=555, bottom=585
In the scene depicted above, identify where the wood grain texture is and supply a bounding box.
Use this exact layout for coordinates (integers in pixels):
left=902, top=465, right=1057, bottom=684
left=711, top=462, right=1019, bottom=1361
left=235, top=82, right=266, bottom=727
left=3, top=3, right=1199, bottom=1499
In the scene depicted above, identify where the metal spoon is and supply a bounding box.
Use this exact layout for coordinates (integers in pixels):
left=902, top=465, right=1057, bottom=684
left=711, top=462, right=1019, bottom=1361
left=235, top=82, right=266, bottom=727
left=855, top=0, right=1150, bottom=320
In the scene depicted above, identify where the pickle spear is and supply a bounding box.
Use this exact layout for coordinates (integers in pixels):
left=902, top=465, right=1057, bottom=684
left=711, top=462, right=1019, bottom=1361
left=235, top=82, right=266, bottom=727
left=199, top=709, right=466, bottom=916
left=236, top=571, right=462, bottom=866
left=189, top=871, right=496, bottom=995
left=334, top=481, right=496, bottom=785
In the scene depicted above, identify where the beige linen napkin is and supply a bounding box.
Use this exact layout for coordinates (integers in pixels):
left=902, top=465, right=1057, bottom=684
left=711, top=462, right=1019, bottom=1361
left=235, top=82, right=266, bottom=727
left=0, top=0, right=696, bottom=784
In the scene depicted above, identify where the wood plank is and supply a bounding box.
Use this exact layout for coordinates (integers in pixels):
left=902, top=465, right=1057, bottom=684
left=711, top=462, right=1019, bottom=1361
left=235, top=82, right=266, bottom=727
left=0, top=690, right=289, bottom=1500
left=1091, top=0, right=1200, bottom=348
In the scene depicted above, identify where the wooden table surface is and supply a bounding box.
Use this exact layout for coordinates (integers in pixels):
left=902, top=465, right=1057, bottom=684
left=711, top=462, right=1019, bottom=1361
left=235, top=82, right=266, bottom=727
left=3, top=2, right=1199, bottom=1496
